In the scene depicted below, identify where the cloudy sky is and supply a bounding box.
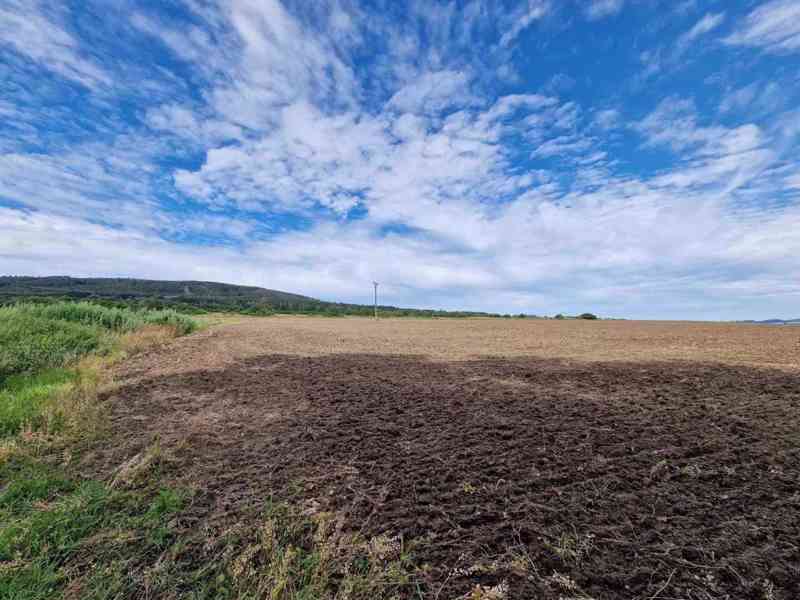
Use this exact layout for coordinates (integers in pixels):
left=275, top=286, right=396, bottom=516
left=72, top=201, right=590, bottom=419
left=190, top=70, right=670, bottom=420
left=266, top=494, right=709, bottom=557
left=1, top=0, right=799, bottom=319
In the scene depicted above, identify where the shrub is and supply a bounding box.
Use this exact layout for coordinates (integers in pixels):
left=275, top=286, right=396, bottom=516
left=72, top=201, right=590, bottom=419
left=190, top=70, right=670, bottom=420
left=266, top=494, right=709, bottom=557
left=578, top=313, right=598, bottom=320
left=140, top=310, right=197, bottom=335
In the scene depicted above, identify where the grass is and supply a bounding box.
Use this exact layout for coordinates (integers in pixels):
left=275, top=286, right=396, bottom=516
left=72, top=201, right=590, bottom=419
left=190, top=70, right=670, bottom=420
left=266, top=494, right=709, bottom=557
left=0, top=454, right=189, bottom=600
left=0, top=301, right=199, bottom=600
left=0, top=370, right=77, bottom=437
left=218, top=500, right=419, bottom=599
left=1, top=452, right=418, bottom=599
left=0, top=302, right=196, bottom=384
left=0, top=302, right=197, bottom=437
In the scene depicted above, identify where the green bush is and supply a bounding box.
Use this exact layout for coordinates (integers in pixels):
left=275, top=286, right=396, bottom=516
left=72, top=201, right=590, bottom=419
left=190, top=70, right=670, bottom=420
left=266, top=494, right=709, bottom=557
left=578, top=313, right=598, bottom=320
left=140, top=310, right=197, bottom=335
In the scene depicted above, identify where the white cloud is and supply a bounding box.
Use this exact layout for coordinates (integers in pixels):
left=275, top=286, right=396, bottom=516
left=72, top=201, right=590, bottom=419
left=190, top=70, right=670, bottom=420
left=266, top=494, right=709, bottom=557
left=725, top=0, right=800, bottom=53
left=584, top=0, right=624, bottom=21
left=593, top=109, right=620, bottom=130
left=500, top=0, right=550, bottom=46
left=145, top=104, right=243, bottom=144
left=684, top=12, right=726, bottom=42
left=676, top=12, right=725, bottom=52
left=0, top=0, right=110, bottom=88
left=786, top=173, right=800, bottom=190
left=388, top=70, right=475, bottom=115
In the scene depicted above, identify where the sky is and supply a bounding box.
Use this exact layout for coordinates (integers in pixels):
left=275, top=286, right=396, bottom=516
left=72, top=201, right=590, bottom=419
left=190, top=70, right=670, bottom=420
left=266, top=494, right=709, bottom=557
left=1, top=0, right=799, bottom=320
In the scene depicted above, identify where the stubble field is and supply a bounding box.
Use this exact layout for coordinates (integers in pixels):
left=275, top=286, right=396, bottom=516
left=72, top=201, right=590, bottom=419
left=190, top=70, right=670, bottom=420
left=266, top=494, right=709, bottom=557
left=89, top=317, right=800, bottom=599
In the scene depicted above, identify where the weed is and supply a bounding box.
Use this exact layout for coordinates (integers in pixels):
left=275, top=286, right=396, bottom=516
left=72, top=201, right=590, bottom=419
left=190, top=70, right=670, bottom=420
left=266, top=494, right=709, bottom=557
left=648, top=458, right=670, bottom=481
left=544, top=531, right=595, bottom=567
left=461, top=482, right=477, bottom=494
left=464, top=580, right=509, bottom=599
left=111, top=440, right=164, bottom=489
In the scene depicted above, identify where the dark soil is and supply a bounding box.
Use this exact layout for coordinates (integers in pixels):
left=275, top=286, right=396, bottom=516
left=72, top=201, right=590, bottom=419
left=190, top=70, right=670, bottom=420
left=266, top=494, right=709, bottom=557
left=91, top=354, right=800, bottom=599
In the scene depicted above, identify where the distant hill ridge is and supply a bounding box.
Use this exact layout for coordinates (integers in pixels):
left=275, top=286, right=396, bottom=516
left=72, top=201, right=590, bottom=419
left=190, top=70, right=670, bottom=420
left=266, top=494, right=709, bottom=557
left=741, top=318, right=800, bottom=325
left=0, top=276, right=496, bottom=317
left=0, top=276, right=315, bottom=304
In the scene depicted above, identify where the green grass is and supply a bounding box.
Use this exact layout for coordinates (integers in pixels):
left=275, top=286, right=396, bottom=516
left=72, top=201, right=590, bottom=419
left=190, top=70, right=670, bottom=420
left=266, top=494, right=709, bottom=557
left=0, top=301, right=197, bottom=436
left=0, top=312, right=102, bottom=382
left=6, top=302, right=197, bottom=337
left=0, top=370, right=77, bottom=437
left=0, top=301, right=205, bottom=599
left=0, top=456, right=188, bottom=600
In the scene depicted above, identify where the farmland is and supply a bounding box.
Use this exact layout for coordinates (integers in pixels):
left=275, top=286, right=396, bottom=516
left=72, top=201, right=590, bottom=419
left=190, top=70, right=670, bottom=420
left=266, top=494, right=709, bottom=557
left=0, top=316, right=800, bottom=600
left=77, top=316, right=799, bottom=599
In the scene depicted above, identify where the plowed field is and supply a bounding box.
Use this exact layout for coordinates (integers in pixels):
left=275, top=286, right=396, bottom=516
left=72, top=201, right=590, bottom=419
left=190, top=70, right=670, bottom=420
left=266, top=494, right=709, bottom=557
left=91, top=317, right=800, bottom=599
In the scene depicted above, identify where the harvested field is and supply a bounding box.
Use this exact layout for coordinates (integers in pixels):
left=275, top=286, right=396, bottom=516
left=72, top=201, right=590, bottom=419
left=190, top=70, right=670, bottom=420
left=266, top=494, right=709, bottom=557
left=89, top=317, right=800, bottom=599
left=132, top=316, right=800, bottom=376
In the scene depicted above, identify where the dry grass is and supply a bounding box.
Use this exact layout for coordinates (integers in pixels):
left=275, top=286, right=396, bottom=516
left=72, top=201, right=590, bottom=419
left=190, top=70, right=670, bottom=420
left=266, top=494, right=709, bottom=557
left=116, top=324, right=182, bottom=355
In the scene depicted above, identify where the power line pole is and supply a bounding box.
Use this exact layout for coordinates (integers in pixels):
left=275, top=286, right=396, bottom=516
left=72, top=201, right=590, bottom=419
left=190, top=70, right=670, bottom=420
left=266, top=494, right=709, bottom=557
left=373, top=281, right=378, bottom=320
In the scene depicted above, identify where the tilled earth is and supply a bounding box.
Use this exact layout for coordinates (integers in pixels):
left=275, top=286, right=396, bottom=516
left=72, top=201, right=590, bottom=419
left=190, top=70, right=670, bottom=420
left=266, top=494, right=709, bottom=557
left=92, top=350, right=800, bottom=599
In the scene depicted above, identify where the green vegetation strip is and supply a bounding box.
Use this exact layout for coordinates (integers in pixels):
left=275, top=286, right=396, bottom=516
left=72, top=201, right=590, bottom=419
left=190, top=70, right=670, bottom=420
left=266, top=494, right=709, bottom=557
left=0, top=302, right=196, bottom=383
left=0, top=301, right=201, bottom=599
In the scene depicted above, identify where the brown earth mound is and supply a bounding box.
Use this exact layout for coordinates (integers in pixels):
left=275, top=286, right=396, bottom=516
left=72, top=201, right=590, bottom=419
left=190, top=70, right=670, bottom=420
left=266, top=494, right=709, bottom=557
left=88, top=350, right=800, bottom=599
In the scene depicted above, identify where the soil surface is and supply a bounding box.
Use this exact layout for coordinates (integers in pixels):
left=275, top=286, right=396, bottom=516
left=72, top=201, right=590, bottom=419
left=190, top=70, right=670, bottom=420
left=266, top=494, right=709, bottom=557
left=144, top=315, right=800, bottom=373
left=90, top=318, right=800, bottom=599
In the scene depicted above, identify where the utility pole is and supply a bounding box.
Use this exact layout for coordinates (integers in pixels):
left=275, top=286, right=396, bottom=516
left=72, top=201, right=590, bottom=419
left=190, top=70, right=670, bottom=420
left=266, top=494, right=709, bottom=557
left=373, top=281, right=378, bottom=320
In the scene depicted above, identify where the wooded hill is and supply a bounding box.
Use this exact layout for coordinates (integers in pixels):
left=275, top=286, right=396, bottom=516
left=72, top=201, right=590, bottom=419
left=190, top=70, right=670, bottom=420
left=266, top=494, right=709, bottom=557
left=0, top=276, right=498, bottom=317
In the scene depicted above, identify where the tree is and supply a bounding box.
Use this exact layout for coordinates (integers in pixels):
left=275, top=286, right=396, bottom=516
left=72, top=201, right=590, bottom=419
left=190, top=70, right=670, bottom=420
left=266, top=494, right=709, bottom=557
left=578, top=313, right=598, bottom=320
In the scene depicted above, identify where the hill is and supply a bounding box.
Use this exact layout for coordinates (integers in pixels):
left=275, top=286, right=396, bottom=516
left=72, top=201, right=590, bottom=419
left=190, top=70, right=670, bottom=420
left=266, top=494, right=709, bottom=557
left=740, top=318, right=800, bottom=325
left=0, top=276, right=313, bottom=305
left=0, top=276, right=496, bottom=317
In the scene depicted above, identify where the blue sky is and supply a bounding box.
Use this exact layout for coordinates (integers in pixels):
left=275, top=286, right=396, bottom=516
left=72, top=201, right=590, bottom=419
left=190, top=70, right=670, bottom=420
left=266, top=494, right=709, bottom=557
left=1, top=0, right=799, bottom=319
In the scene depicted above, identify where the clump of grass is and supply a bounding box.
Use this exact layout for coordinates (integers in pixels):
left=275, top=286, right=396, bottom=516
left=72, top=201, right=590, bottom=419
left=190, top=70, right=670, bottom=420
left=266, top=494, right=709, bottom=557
left=544, top=531, right=595, bottom=567
left=220, top=500, right=418, bottom=599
